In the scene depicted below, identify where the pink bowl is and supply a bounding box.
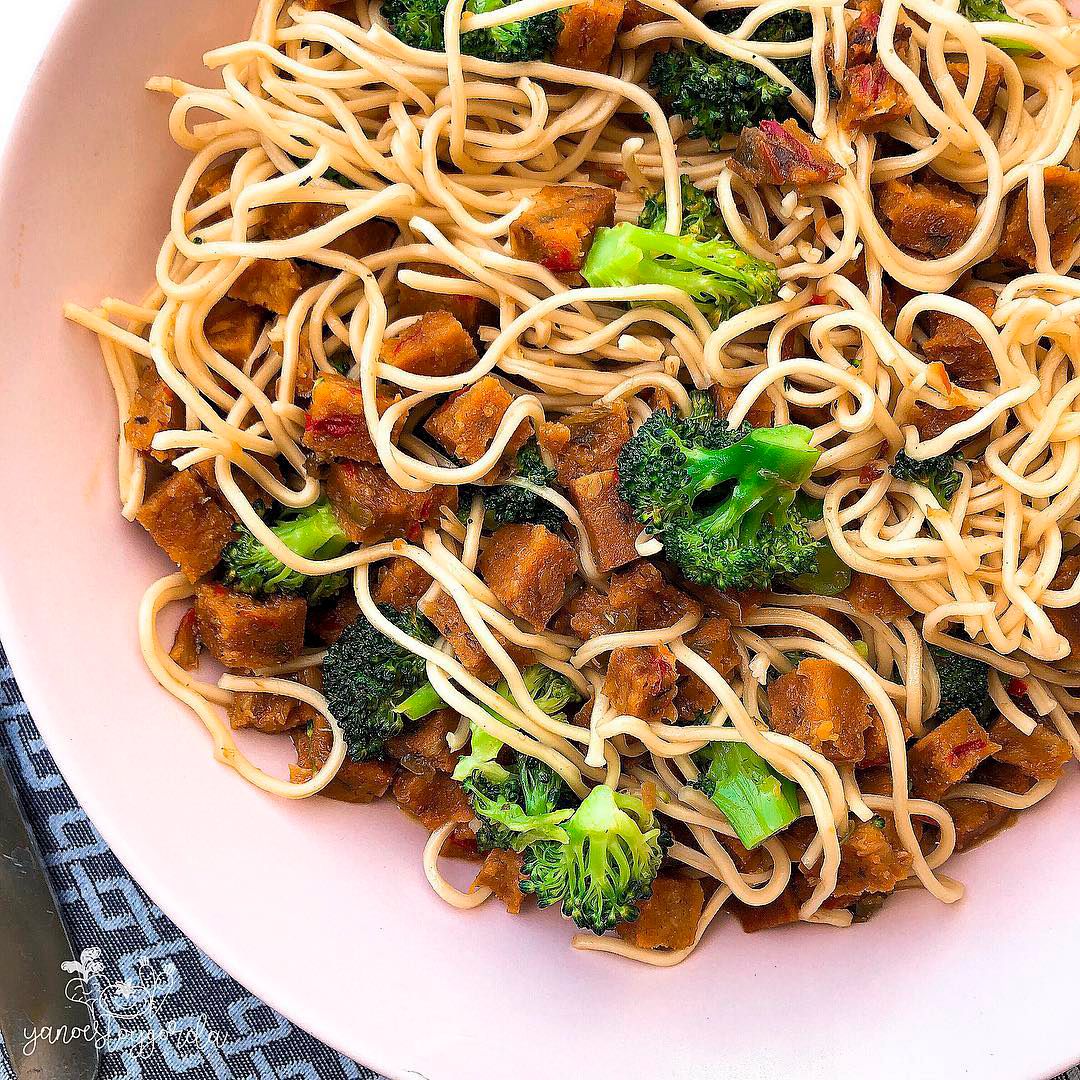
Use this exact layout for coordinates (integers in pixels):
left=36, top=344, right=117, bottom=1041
left=0, top=3, right=1077, bottom=1077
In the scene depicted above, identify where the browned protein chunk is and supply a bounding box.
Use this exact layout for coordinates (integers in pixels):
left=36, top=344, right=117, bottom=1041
left=425, top=375, right=529, bottom=466
left=840, top=60, right=912, bottom=132
left=921, top=61, right=1003, bottom=125
left=567, top=470, right=639, bottom=573
left=908, top=708, right=1000, bottom=801
left=537, top=402, right=631, bottom=488
left=302, top=372, right=400, bottom=464
left=831, top=816, right=913, bottom=902
left=306, top=591, right=360, bottom=646
left=421, top=592, right=533, bottom=683
left=878, top=176, right=977, bottom=257
left=731, top=120, right=844, bottom=189
left=858, top=709, right=912, bottom=769
left=392, top=769, right=473, bottom=830
left=972, top=757, right=1036, bottom=794
left=509, top=185, right=617, bottom=273
left=373, top=557, right=433, bottom=610
left=603, top=645, right=679, bottom=723
left=479, top=524, right=578, bottom=630
left=710, top=385, right=774, bottom=429
left=921, top=286, right=999, bottom=387
left=381, top=310, right=477, bottom=379
left=291, top=714, right=395, bottom=803
left=228, top=259, right=305, bottom=315
left=767, top=658, right=876, bottom=765
left=262, top=204, right=396, bottom=263
left=730, top=885, right=802, bottom=933
left=125, top=367, right=180, bottom=462
left=190, top=160, right=233, bottom=212
left=229, top=667, right=321, bottom=735
left=1047, top=553, right=1080, bottom=655
left=386, top=710, right=458, bottom=774
left=136, top=469, right=236, bottom=582
left=676, top=616, right=740, bottom=723
left=195, top=584, right=307, bottom=669
left=843, top=571, right=912, bottom=621
left=945, top=797, right=1014, bottom=853
left=553, top=0, right=627, bottom=72
left=987, top=717, right=1073, bottom=782
left=323, top=461, right=457, bottom=544
left=397, top=263, right=490, bottom=333
left=615, top=876, right=704, bottom=950
left=471, top=849, right=524, bottom=914
left=909, top=402, right=975, bottom=441
left=998, top=166, right=1080, bottom=268
left=204, top=299, right=266, bottom=364
left=619, top=0, right=661, bottom=29
left=169, top=607, right=201, bottom=671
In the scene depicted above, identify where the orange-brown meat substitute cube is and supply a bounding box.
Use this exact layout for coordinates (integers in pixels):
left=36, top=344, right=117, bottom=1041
left=877, top=175, right=976, bottom=257
left=195, top=584, right=307, bottom=669
left=125, top=368, right=180, bottom=462
left=997, top=165, right=1080, bottom=268
left=302, top=372, right=400, bottom=463
left=228, top=259, right=305, bottom=315
left=567, top=469, right=640, bottom=573
left=509, top=185, right=617, bottom=273
left=396, top=263, right=490, bottom=333
left=381, top=310, right=477, bottom=379
left=604, top=644, right=679, bottom=722
left=615, top=875, right=704, bottom=950
left=553, top=0, right=627, bottom=72
left=537, top=401, right=631, bottom=488
left=291, top=714, right=395, bottom=803
left=373, top=557, right=434, bottom=611
left=421, top=591, right=533, bottom=684
left=479, top=524, right=578, bottom=630
left=987, top=717, right=1072, bottom=782
left=204, top=299, right=266, bottom=364
left=907, top=708, right=1000, bottom=801
left=425, top=375, right=529, bottom=465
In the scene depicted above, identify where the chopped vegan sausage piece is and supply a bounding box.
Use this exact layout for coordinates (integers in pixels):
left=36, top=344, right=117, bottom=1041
left=553, top=0, right=627, bottom=72
left=567, top=469, right=640, bottom=573
left=730, top=885, right=802, bottom=932
left=472, top=849, right=525, bottom=914
left=945, top=797, right=1014, bottom=853
left=920, top=60, right=1003, bottom=124
left=731, top=120, right=844, bottom=189
left=604, top=644, right=679, bottom=722
left=997, top=165, right=1080, bottom=268
left=190, top=160, right=234, bottom=212
left=619, top=0, right=661, bottom=29
left=169, top=607, right=201, bottom=671
left=397, top=263, right=490, bottom=333
left=509, top=185, right=617, bottom=272
left=387, top=709, right=458, bottom=773
left=302, top=371, right=401, bottom=463
left=125, top=367, right=180, bottom=462
left=421, top=591, right=533, bottom=683
left=840, top=59, right=912, bottom=132
left=615, top=875, right=704, bottom=950
left=373, top=557, right=433, bottom=611
left=767, top=657, right=876, bottom=765
left=136, top=468, right=236, bottom=582
left=306, top=591, right=360, bottom=646
left=710, top=385, right=774, bottom=429
left=908, top=708, right=1000, bottom=801
left=537, top=401, right=631, bottom=487
left=843, top=571, right=912, bottom=621
left=392, top=768, right=473, bottom=830
left=921, top=286, right=999, bottom=386
left=229, top=667, right=321, bottom=734
left=858, top=709, right=912, bottom=769
left=877, top=175, right=977, bottom=257
left=381, top=310, right=478, bottom=379
left=425, top=375, right=529, bottom=465
left=675, top=615, right=739, bottom=723
left=1047, top=554, right=1080, bottom=655
left=479, top=524, right=578, bottom=630
left=204, top=298, right=266, bottom=364
left=831, top=815, right=913, bottom=902
left=987, top=717, right=1072, bottom=782
left=323, top=460, right=457, bottom=544
left=229, top=259, right=305, bottom=315
left=262, top=204, right=396, bottom=262
left=195, top=583, right=307, bottom=668
left=291, top=714, right=395, bottom=802
left=909, top=402, right=974, bottom=441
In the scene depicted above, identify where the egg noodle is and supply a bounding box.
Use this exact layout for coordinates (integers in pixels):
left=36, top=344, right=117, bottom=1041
left=66, top=0, right=1080, bottom=963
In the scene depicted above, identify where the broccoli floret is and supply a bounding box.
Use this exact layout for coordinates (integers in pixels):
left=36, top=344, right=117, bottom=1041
left=323, top=605, right=445, bottom=760
left=892, top=449, right=963, bottom=506
left=382, top=0, right=561, bottom=62
left=582, top=221, right=780, bottom=327
left=221, top=498, right=350, bottom=603
left=638, top=177, right=728, bottom=242
left=958, top=0, right=1034, bottom=53
left=463, top=441, right=566, bottom=534
left=520, top=784, right=672, bottom=935
left=928, top=642, right=992, bottom=724
left=789, top=537, right=852, bottom=596
left=692, top=741, right=799, bottom=849
left=647, top=42, right=792, bottom=148
left=705, top=8, right=815, bottom=100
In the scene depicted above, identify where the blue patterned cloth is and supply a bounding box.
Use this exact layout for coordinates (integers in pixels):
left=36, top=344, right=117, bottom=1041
left=0, top=642, right=385, bottom=1080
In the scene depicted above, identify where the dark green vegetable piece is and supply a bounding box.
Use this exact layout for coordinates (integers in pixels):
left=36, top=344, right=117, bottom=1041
left=461, top=441, right=566, bottom=534
left=958, top=0, right=1035, bottom=53
left=382, top=0, right=561, bottom=62
left=789, top=538, right=852, bottom=597
left=892, top=449, right=963, bottom=506
left=323, top=605, right=445, bottom=760
left=692, top=740, right=800, bottom=849
left=637, top=177, right=728, bottom=242
left=704, top=8, right=815, bottom=99
left=519, top=784, right=672, bottom=934
left=221, top=498, right=350, bottom=603
left=646, top=42, right=792, bottom=148
left=927, top=642, right=992, bottom=724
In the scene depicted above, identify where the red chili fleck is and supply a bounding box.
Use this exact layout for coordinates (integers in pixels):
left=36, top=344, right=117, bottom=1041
left=541, top=246, right=580, bottom=274
left=948, top=739, right=986, bottom=766
left=860, top=463, right=883, bottom=485
left=1007, top=677, right=1029, bottom=698
left=811, top=293, right=827, bottom=306
left=309, top=413, right=363, bottom=441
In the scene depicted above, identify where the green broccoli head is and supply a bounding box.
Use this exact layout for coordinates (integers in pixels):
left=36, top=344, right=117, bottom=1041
left=704, top=8, right=815, bottom=99
left=581, top=221, right=780, bottom=327
left=520, top=784, right=672, bottom=935
left=322, top=605, right=443, bottom=760
left=464, top=441, right=566, bottom=535
left=891, top=449, right=963, bottom=506
left=638, top=177, right=728, bottom=242
left=958, top=0, right=1034, bottom=53
left=221, top=498, right=350, bottom=603
left=928, top=642, right=992, bottom=724
left=647, top=43, right=793, bottom=149
left=382, top=0, right=561, bottom=62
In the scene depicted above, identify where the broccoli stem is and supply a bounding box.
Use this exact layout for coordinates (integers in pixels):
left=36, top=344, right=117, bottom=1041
left=394, top=681, right=446, bottom=722
left=276, top=502, right=350, bottom=560
left=695, top=742, right=799, bottom=849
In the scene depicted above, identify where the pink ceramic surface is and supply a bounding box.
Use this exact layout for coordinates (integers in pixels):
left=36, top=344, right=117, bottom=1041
left=0, top=3, right=1077, bottom=1078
